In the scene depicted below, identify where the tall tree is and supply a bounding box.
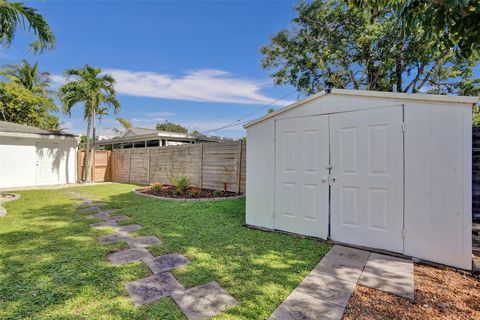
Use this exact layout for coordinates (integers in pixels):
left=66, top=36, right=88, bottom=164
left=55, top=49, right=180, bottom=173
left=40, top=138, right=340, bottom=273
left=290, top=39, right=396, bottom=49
left=261, top=0, right=480, bottom=96
left=0, top=60, right=58, bottom=129
left=58, top=65, right=120, bottom=182
left=1, top=60, right=51, bottom=94
left=0, top=0, right=55, bottom=52
left=156, top=121, right=188, bottom=133
left=348, top=0, right=480, bottom=59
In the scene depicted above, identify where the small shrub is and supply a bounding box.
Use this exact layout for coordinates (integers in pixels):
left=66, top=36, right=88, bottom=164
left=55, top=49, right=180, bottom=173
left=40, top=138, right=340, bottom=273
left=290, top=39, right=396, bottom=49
left=188, top=189, right=199, bottom=198
left=169, top=175, right=190, bottom=194
left=150, top=182, right=163, bottom=192
left=213, top=189, right=223, bottom=197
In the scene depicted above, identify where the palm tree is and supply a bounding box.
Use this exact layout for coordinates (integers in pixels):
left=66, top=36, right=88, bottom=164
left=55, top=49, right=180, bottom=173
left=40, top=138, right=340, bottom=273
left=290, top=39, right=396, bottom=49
left=58, top=65, right=120, bottom=182
left=0, top=60, right=51, bottom=94
left=0, top=0, right=55, bottom=52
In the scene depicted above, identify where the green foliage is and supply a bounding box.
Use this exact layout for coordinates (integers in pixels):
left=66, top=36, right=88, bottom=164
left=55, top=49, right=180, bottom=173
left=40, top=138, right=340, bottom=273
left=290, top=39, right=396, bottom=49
left=156, top=121, right=188, bottom=133
left=0, top=81, right=59, bottom=129
left=0, top=60, right=51, bottom=94
left=116, top=117, right=131, bottom=129
left=0, top=0, right=55, bottom=53
left=261, top=0, right=480, bottom=96
left=212, top=189, right=223, bottom=197
left=150, top=182, right=163, bottom=192
left=349, top=0, right=480, bottom=59
left=169, top=175, right=190, bottom=194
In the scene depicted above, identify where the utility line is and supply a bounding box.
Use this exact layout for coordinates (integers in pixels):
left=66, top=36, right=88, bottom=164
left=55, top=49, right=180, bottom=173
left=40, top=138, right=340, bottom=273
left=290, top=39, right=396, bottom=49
left=202, top=90, right=296, bottom=134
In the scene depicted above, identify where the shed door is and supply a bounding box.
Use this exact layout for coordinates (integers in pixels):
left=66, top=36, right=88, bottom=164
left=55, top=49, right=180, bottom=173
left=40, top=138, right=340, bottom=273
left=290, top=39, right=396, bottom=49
left=329, top=106, right=404, bottom=253
left=36, top=142, right=60, bottom=184
left=274, top=115, right=329, bottom=239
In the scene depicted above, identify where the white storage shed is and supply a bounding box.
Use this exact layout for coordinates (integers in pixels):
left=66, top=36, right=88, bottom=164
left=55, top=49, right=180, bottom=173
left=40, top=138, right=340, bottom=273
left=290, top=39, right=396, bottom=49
left=0, top=121, right=78, bottom=189
left=244, top=89, right=478, bottom=270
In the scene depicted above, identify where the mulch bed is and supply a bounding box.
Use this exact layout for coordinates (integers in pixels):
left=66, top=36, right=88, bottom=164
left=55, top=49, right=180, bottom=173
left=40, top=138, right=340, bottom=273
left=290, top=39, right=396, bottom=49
left=137, top=186, right=240, bottom=199
left=343, top=264, right=480, bottom=320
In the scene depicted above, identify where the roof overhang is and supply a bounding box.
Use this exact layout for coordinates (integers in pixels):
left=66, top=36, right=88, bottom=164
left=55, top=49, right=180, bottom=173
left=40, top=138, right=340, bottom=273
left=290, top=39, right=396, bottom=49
left=0, top=131, right=79, bottom=141
left=244, top=89, right=479, bottom=129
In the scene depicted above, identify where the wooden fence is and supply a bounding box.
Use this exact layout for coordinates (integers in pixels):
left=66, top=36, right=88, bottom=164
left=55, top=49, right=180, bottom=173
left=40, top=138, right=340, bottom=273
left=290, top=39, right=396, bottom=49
left=77, top=150, right=112, bottom=182
left=111, top=141, right=246, bottom=193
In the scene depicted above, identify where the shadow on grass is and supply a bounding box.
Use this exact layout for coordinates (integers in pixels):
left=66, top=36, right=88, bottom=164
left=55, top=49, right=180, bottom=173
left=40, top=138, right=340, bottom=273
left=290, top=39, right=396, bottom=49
left=0, top=185, right=330, bottom=320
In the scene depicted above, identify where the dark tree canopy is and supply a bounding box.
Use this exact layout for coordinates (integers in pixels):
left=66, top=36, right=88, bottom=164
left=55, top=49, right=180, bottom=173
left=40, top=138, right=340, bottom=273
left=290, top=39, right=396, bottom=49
left=261, top=0, right=480, bottom=96
left=156, top=121, right=188, bottom=133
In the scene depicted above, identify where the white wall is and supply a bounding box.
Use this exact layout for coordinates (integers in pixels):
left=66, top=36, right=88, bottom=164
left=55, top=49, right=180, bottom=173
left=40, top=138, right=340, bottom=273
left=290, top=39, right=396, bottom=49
left=404, top=102, right=472, bottom=269
left=246, top=94, right=473, bottom=269
left=246, top=121, right=275, bottom=229
left=0, top=135, right=77, bottom=189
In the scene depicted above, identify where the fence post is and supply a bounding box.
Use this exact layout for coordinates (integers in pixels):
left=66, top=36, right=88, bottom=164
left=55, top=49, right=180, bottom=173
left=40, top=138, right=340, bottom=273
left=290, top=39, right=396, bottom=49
left=147, top=147, right=151, bottom=184
left=237, top=140, right=243, bottom=194
left=128, top=148, right=132, bottom=183
left=199, top=143, right=204, bottom=189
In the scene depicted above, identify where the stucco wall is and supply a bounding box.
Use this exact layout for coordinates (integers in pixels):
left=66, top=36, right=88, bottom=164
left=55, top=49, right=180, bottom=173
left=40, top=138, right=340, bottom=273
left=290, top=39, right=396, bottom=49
left=0, top=135, right=77, bottom=189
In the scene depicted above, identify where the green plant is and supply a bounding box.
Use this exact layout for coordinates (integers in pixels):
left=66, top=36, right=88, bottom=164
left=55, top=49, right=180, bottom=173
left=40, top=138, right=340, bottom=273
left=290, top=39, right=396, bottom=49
left=150, top=182, right=163, bottom=192
left=213, top=189, right=223, bottom=197
left=169, top=175, right=190, bottom=194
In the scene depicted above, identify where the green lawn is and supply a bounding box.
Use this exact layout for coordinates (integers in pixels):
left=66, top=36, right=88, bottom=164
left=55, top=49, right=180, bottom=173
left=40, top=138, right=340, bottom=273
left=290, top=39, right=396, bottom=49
left=0, top=183, right=330, bottom=320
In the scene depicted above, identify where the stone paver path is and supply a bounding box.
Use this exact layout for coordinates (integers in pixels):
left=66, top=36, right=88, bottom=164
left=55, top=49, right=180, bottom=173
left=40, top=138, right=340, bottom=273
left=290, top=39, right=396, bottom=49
left=358, top=252, right=414, bottom=299
left=269, top=245, right=414, bottom=320
left=68, top=191, right=237, bottom=319
left=172, top=282, right=238, bottom=320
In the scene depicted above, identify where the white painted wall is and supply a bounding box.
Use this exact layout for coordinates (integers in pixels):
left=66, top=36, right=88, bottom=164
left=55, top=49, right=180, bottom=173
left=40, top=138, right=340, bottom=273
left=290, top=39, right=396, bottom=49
left=246, top=120, right=275, bottom=229
left=0, top=135, right=77, bottom=189
left=403, top=102, right=472, bottom=269
left=245, top=93, right=473, bottom=269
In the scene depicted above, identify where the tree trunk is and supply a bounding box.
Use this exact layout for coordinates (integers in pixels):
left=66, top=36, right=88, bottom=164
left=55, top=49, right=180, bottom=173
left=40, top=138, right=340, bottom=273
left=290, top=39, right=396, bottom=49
left=395, top=57, right=402, bottom=92
left=83, top=116, right=92, bottom=182
left=85, top=109, right=96, bottom=182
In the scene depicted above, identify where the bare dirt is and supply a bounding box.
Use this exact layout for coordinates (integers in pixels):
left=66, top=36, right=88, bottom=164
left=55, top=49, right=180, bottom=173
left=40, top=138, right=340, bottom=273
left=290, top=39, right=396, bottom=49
left=343, top=264, right=480, bottom=320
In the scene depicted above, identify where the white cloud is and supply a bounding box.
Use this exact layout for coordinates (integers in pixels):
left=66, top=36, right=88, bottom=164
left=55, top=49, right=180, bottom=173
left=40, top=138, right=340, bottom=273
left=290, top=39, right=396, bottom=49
left=53, top=68, right=293, bottom=106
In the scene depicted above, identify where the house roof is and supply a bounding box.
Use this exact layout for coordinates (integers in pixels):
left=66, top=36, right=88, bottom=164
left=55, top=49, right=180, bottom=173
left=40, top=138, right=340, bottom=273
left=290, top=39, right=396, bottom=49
left=244, top=88, right=479, bottom=128
left=0, top=120, right=76, bottom=137
left=96, top=127, right=234, bottom=145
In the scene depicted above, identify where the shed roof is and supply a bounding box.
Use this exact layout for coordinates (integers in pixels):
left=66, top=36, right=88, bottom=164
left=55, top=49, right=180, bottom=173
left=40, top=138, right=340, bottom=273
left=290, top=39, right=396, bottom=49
left=244, top=89, right=479, bottom=128
left=0, top=120, right=76, bottom=137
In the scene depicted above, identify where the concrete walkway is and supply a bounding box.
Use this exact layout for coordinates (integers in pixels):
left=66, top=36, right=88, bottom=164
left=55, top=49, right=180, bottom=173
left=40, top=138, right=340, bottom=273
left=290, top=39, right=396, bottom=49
left=269, top=245, right=414, bottom=320
left=68, top=191, right=237, bottom=319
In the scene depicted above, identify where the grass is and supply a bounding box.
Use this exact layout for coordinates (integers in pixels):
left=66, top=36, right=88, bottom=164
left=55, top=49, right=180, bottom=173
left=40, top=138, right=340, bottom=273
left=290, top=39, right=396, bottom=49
left=0, top=183, right=330, bottom=319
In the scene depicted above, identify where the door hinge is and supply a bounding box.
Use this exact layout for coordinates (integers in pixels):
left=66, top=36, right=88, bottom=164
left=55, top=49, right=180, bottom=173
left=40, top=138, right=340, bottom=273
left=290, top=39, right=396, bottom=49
left=402, top=229, right=406, bottom=239
left=401, top=122, right=406, bottom=132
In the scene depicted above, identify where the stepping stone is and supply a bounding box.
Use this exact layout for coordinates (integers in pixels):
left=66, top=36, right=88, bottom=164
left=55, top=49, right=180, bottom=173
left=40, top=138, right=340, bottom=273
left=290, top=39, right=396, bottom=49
left=296, top=271, right=356, bottom=307
left=86, top=212, right=111, bottom=220
left=314, top=245, right=370, bottom=283
left=99, top=209, right=118, bottom=214
left=71, top=197, right=86, bottom=201
left=90, top=221, right=119, bottom=229
left=126, top=236, right=161, bottom=248
left=115, top=224, right=142, bottom=233
left=143, top=253, right=190, bottom=274
left=358, top=252, right=414, bottom=300
left=172, top=282, right=237, bottom=320
left=107, top=247, right=153, bottom=265
left=269, top=291, right=344, bottom=320
left=97, top=233, right=130, bottom=244
left=126, top=273, right=184, bottom=306
left=78, top=206, right=100, bottom=212
left=108, top=215, right=130, bottom=222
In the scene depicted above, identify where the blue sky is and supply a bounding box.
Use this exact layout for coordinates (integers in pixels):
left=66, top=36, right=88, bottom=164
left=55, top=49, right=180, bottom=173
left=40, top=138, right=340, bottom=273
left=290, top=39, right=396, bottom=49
left=2, top=0, right=300, bottom=138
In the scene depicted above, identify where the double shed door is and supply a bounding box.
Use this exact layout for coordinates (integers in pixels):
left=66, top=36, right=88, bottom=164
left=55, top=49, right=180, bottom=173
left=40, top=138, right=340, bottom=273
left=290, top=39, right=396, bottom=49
left=274, top=106, right=404, bottom=253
